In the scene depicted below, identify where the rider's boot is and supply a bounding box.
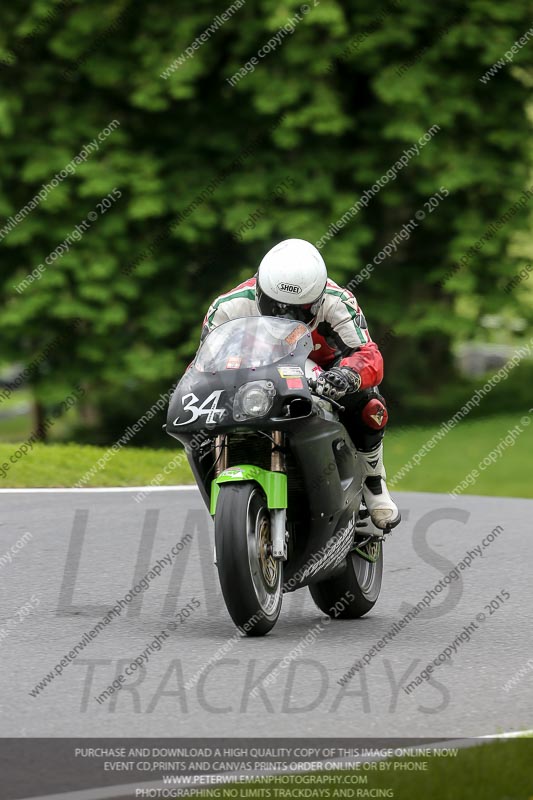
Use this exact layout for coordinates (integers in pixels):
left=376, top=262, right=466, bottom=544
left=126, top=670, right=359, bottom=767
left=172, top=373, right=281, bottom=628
left=358, top=442, right=401, bottom=531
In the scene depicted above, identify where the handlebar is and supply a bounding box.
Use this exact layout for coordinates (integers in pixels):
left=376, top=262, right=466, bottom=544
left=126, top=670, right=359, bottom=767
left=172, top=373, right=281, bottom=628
left=307, top=378, right=345, bottom=412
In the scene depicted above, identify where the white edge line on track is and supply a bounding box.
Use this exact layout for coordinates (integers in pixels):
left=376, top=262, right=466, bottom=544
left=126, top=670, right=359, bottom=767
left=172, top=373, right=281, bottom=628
left=482, top=728, right=533, bottom=738
left=0, top=486, right=196, bottom=493
left=14, top=732, right=533, bottom=800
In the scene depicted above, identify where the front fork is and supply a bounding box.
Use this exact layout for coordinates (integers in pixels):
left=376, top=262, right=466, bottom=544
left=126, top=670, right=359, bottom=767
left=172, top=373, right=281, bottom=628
left=213, top=431, right=288, bottom=561
left=214, top=434, right=228, bottom=477
left=270, top=430, right=287, bottom=560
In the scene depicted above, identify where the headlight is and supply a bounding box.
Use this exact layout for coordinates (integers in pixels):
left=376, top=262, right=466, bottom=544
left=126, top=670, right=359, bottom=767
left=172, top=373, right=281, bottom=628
left=234, top=381, right=276, bottom=420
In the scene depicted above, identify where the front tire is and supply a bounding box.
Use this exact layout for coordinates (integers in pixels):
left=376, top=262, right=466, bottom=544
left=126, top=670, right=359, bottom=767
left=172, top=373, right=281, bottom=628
left=215, top=482, right=282, bottom=636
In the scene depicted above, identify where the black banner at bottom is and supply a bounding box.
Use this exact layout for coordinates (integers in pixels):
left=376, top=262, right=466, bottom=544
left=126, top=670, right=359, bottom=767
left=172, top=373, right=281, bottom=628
left=0, top=737, right=530, bottom=800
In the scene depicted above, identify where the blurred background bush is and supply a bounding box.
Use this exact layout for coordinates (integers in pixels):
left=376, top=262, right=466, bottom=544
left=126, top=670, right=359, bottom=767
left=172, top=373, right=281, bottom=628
left=0, top=0, right=532, bottom=448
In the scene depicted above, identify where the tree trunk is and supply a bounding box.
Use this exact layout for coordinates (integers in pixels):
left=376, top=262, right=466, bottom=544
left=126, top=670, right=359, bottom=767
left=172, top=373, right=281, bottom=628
left=33, top=398, right=47, bottom=443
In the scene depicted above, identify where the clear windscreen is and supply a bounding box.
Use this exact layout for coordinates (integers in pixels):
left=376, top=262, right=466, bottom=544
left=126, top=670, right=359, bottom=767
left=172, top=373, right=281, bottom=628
left=195, top=317, right=309, bottom=372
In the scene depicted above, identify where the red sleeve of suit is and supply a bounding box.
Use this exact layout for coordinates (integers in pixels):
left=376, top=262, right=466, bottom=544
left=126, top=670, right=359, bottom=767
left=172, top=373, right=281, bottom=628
left=340, top=341, right=383, bottom=389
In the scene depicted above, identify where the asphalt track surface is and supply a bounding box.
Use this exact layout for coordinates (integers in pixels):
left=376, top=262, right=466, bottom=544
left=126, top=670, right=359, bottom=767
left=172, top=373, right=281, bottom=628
left=1, top=487, right=531, bottom=738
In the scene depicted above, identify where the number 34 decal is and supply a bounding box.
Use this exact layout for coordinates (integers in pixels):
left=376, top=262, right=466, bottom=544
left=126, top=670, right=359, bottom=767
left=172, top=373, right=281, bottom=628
left=173, top=390, right=226, bottom=426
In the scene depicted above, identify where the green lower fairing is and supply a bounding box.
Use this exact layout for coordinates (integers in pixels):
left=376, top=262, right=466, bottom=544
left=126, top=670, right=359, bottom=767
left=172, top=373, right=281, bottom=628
left=210, top=465, right=288, bottom=515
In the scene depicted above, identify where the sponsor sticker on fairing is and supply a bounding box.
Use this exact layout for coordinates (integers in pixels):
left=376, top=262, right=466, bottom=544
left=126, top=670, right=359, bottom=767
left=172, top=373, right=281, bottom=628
left=284, top=324, right=308, bottom=345
left=286, top=378, right=303, bottom=389
left=220, top=468, right=244, bottom=478
left=277, top=365, right=304, bottom=378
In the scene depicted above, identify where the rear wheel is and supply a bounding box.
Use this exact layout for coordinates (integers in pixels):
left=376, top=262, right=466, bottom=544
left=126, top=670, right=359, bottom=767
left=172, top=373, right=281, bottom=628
left=309, top=511, right=383, bottom=619
left=215, top=482, right=282, bottom=636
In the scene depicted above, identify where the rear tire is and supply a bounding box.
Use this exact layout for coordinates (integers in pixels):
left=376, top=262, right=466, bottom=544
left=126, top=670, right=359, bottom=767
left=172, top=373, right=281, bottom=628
left=215, top=482, right=282, bottom=636
left=309, top=537, right=383, bottom=619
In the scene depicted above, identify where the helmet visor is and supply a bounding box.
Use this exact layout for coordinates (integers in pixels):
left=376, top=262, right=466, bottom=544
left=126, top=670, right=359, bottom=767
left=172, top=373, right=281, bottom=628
left=257, top=284, right=325, bottom=326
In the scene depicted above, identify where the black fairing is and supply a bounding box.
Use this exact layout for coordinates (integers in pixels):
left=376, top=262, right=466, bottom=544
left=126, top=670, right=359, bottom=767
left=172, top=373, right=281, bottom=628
left=166, top=329, right=314, bottom=437
left=166, top=320, right=362, bottom=591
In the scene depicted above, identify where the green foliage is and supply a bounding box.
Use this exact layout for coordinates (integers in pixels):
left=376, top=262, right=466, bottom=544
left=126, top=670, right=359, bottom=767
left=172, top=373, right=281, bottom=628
left=386, top=361, right=533, bottom=424
left=0, top=0, right=532, bottom=442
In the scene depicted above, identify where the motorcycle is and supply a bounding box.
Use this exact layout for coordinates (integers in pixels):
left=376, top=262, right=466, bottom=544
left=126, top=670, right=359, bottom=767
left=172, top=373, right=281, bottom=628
left=166, top=316, right=389, bottom=636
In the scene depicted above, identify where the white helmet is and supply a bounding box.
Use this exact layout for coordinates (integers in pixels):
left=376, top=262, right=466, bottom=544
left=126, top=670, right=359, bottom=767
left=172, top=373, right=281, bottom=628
left=256, top=239, right=327, bottom=328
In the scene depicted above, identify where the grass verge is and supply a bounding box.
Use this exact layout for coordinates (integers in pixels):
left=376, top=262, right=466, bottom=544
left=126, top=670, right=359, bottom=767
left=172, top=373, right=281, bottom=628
left=0, top=413, right=531, bottom=495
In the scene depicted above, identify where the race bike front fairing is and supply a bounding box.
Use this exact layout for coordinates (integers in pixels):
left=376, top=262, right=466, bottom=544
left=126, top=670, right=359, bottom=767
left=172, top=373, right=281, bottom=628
left=171, top=315, right=314, bottom=430
left=167, top=315, right=361, bottom=554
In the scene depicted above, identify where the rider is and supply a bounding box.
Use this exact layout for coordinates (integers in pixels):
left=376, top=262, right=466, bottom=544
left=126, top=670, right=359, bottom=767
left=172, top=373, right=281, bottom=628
left=201, top=238, right=400, bottom=531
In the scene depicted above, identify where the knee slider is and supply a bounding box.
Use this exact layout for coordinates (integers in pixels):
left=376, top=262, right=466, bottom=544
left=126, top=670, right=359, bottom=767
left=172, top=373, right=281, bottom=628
left=361, top=397, right=388, bottom=430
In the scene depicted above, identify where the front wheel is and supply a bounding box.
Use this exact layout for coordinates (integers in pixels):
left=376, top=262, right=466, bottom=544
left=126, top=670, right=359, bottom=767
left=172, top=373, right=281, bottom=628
left=309, top=536, right=383, bottom=619
left=215, top=482, right=283, bottom=636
